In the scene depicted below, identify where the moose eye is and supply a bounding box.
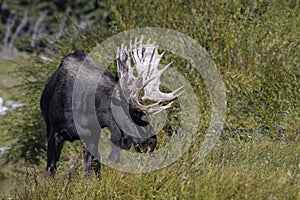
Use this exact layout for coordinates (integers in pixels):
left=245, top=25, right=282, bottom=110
left=129, top=107, right=149, bottom=126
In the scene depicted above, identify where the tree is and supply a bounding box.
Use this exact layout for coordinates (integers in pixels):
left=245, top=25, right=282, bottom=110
left=0, top=0, right=106, bottom=58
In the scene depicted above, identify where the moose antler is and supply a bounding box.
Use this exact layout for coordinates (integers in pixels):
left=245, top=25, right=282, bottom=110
left=116, top=37, right=184, bottom=114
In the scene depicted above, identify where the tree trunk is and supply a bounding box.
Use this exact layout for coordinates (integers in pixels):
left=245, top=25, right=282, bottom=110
left=1, top=10, right=28, bottom=58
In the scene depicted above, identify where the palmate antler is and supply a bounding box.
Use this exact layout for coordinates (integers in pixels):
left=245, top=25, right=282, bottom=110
left=116, top=37, right=184, bottom=114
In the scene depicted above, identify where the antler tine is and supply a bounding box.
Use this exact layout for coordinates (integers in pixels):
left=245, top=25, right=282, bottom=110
left=139, top=36, right=143, bottom=45
left=147, top=37, right=155, bottom=46
left=172, top=86, right=185, bottom=96
left=149, top=102, right=173, bottom=115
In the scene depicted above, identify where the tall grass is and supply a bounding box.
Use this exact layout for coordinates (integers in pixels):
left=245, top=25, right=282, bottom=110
left=4, top=139, right=299, bottom=199
left=0, top=0, right=299, bottom=199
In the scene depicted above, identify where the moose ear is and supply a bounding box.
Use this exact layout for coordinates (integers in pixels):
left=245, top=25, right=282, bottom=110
left=128, top=103, right=149, bottom=126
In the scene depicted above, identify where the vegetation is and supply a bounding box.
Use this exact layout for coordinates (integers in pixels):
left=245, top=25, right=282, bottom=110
left=0, top=0, right=107, bottom=57
left=6, top=139, right=300, bottom=199
left=0, top=0, right=299, bottom=199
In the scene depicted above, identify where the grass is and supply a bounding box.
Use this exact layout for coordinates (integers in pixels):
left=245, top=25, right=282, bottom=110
left=0, top=57, right=26, bottom=195
left=0, top=58, right=22, bottom=149
left=0, top=58, right=24, bottom=98
left=0, top=57, right=26, bottom=145
left=0, top=1, right=299, bottom=199
left=2, top=137, right=299, bottom=199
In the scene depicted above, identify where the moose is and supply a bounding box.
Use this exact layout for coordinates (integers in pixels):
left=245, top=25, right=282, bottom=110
left=40, top=38, right=184, bottom=177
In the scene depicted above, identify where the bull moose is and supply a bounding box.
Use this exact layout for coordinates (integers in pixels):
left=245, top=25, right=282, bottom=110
left=40, top=38, right=184, bottom=177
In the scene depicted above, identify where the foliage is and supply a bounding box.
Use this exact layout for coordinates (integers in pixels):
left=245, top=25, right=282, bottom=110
left=0, top=0, right=299, bottom=198
left=0, top=0, right=106, bottom=57
left=105, top=0, right=300, bottom=139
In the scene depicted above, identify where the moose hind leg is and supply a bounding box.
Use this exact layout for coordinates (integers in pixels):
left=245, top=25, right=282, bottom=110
left=45, top=130, right=64, bottom=177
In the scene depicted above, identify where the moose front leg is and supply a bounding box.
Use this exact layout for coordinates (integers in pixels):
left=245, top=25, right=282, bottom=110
left=83, top=143, right=101, bottom=179
left=81, top=128, right=101, bottom=179
left=108, top=124, right=123, bottom=163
